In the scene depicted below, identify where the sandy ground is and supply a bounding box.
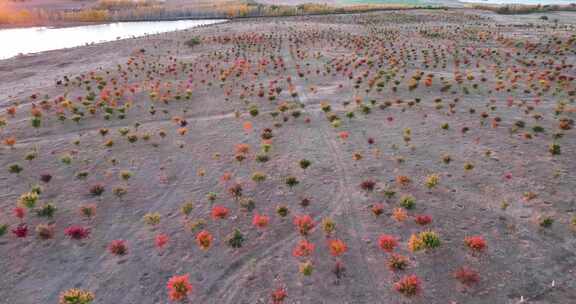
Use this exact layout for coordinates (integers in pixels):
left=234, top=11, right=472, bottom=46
left=0, top=9, right=575, bottom=304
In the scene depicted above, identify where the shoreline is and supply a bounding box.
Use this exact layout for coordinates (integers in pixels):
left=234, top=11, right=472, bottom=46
left=1, top=1, right=575, bottom=30
left=0, top=19, right=229, bottom=61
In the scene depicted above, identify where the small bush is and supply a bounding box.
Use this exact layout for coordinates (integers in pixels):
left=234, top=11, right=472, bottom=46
left=378, top=234, right=398, bottom=253
left=226, top=229, right=245, bottom=248
left=35, top=203, right=56, bottom=218
left=252, top=214, right=270, bottom=228
left=35, top=224, right=55, bottom=240
left=79, top=205, right=96, bottom=219
left=293, top=239, right=315, bottom=257
left=89, top=184, right=105, bottom=196
left=294, top=215, right=314, bottom=236
left=18, top=191, right=39, bottom=209
left=0, top=224, right=8, bottom=237
left=425, top=174, right=440, bottom=188
left=285, top=176, right=300, bottom=188
left=414, top=215, right=432, bottom=225
left=108, top=240, right=128, bottom=256
left=299, top=159, right=311, bottom=170
left=64, top=226, right=90, bottom=240
left=211, top=206, right=229, bottom=220
left=464, top=236, right=487, bottom=252
left=251, top=171, right=267, bottom=183
left=387, top=254, right=409, bottom=271
left=277, top=205, right=289, bottom=217
left=180, top=202, right=194, bottom=217
left=299, top=260, right=314, bottom=276
left=322, top=218, right=336, bottom=235
left=167, top=274, right=192, bottom=302
left=409, top=230, right=441, bottom=252
left=394, top=275, right=421, bottom=297
left=271, top=287, right=287, bottom=304
left=399, top=195, right=416, bottom=210
left=327, top=239, right=347, bottom=257
left=185, top=37, right=201, bottom=48
left=8, top=163, right=23, bottom=174
left=196, top=230, right=213, bottom=250
left=454, top=266, right=480, bottom=286
left=371, top=204, right=384, bottom=216
left=12, top=224, right=28, bottom=238
left=549, top=143, right=561, bottom=155
left=143, top=212, right=161, bottom=226
left=540, top=216, right=554, bottom=228
left=360, top=179, right=376, bottom=191
left=59, top=288, right=94, bottom=304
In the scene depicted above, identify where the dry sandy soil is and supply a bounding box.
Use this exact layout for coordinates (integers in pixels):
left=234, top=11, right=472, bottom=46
left=0, top=9, right=575, bottom=304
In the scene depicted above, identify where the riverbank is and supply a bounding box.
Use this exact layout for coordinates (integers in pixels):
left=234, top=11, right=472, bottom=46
left=0, top=19, right=227, bottom=60
left=3, top=1, right=576, bottom=31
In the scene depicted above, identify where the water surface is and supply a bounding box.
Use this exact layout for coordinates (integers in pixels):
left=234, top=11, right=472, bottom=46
left=0, top=19, right=226, bottom=60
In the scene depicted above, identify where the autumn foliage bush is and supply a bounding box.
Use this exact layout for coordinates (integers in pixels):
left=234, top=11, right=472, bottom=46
left=409, top=230, right=441, bottom=252
left=271, top=287, right=287, bottom=304
left=59, top=288, right=94, bottom=304
left=387, top=254, right=409, bottom=271
left=293, top=239, right=315, bottom=257
left=378, top=234, right=398, bottom=253
left=211, top=205, right=229, bottom=220
left=394, top=275, right=421, bottom=297
left=64, top=226, right=91, bottom=240
left=328, top=239, right=347, bottom=257
left=294, top=215, right=314, bottom=236
left=454, top=266, right=480, bottom=286
left=12, top=223, right=28, bottom=238
left=108, top=240, right=128, bottom=256
left=196, top=230, right=213, bottom=250
left=167, top=274, right=192, bottom=302
left=464, top=236, right=487, bottom=252
left=252, top=213, right=270, bottom=228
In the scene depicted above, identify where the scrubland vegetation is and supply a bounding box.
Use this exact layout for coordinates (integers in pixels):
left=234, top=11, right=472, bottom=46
left=3, top=0, right=576, bottom=26
left=1, top=0, right=441, bottom=25
left=468, top=3, right=576, bottom=15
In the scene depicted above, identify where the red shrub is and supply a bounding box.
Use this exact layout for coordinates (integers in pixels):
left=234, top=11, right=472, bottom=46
left=211, top=206, right=229, bottom=220
left=394, top=275, right=421, bottom=297
left=292, top=239, right=315, bottom=258
left=454, top=266, right=480, bottom=286
left=271, top=287, right=287, bottom=304
left=371, top=204, right=384, bottom=216
left=360, top=180, right=376, bottom=191
left=12, top=223, right=28, bottom=238
left=328, top=239, right=348, bottom=257
left=156, top=234, right=169, bottom=249
left=252, top=213, right=270, bottom=229
left=464, top=236, right=486, bottom=252
left=167, top=274, right=192, bottom=302
left=378, top=234, right=398, bottom=253
left=293, top=215, right=314, bottom=236
left=414, top=215, right=432, bottom=225
left=13, top=207, right=25, bottom=220
left=228, top=183, right=243, bottom=199
left=64, top=226, right=91, bottom=240
left=108, top=240, right=128, bottom=256
left=196, top=230, right=213, bottom=250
